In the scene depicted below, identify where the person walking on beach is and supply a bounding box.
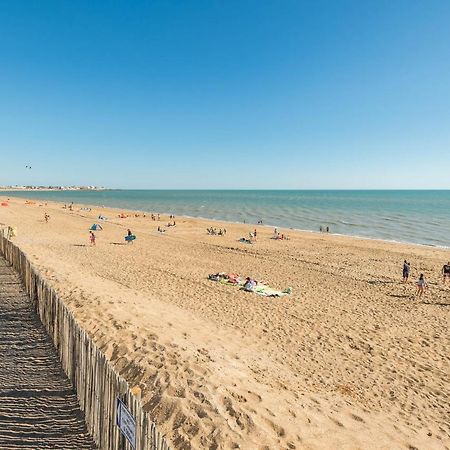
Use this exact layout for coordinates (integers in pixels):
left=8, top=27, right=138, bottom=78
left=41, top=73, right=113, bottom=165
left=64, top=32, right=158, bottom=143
left=126, top=228, right=134, bottom=244
left=402, top=260, right=411, bottom=283
left=415, top=273, right=427, bottom=297
left=442, top=262, right=450, bottom=284
left=89, top=231, right=96, bottom=246
left=44, top=212, right=50, bottom=223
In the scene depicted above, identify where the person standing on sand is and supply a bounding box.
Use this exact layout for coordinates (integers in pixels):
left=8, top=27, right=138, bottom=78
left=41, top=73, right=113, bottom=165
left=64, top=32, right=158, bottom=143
left=415, top=273, right=427, bottom=297
left=126, top=228, right=134, bottom=244
left=402, top=260, right=411, bottom=282
left=44, top=212, right=50, bottom=223
left=89, top=231, right=96, bottom=246
left=442, top=262, right=450, bottom=284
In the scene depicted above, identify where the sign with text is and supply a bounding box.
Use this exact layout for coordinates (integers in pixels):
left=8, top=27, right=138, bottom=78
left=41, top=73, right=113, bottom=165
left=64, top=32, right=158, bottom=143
left=116, top=398, right=137, bottom=449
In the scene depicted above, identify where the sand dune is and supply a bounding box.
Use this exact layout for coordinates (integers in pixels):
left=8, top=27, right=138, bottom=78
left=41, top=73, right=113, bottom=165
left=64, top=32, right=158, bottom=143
left=1, top=196, right=449, bottom=449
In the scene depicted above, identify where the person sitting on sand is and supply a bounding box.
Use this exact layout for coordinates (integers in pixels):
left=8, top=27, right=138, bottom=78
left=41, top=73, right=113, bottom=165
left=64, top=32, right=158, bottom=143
left=415, top=273, right=427, bottom=297
left=243, top=277, right=257, bottom=291
left=402, top=260, right=411, bottom=283
left=89, top=230, right=96, bottom=246
left=442, top=261, right=450, bottom=284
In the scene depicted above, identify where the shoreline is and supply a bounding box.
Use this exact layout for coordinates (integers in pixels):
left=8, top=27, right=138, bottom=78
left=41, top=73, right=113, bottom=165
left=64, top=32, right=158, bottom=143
left=2, top=192, right=449, bottom=251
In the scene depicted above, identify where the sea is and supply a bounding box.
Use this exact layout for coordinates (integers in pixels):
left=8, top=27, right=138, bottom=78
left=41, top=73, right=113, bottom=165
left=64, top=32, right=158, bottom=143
left=3, top=190, right=450, bottom=248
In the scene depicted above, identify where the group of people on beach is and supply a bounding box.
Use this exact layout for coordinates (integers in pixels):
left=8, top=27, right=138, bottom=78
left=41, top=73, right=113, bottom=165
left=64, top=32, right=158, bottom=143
left=319, top=225, right=330, bottom=233
left=63, top=202, right=74, bottom=211
left=272, top=228, right=289, bottom=240
left=401, top=259, right=450, bottom=297
left=207, top=227, right=226, bottom=235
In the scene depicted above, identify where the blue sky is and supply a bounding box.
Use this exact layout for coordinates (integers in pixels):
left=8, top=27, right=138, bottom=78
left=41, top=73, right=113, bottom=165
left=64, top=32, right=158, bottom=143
left=0, top=1, right=449, bottom=189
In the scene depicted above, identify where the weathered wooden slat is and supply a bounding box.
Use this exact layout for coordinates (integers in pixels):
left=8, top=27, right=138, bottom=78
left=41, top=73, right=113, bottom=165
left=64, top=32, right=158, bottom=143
left=0, top=232, right=171, bottom=450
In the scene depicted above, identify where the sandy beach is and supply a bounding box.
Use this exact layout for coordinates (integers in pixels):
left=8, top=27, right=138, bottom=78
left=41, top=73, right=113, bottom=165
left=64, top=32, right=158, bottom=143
left=1, top=196, right=449, bottom=450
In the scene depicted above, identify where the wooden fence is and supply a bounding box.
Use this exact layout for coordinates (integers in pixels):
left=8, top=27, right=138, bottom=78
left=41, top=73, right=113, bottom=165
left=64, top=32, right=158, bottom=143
left=0, top=232, right=171, bottom=450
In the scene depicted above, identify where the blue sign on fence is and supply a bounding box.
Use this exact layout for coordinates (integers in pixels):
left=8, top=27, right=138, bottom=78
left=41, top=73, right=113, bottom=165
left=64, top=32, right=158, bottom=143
left=116, top=398, right=136, bottom=449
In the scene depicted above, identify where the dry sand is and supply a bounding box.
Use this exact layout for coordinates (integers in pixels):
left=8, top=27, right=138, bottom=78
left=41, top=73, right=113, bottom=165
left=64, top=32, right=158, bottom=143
left=1, top=196, right=449, bottom=450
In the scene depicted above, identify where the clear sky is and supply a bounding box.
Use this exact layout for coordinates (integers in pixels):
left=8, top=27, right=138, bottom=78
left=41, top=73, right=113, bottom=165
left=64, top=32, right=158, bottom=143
left=1, top=1, right=449, bottom=189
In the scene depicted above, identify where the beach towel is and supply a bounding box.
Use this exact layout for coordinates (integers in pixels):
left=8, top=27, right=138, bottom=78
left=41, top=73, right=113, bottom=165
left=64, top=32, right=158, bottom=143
left=250, top=284, right=292, bottom=297
left=208, top=273, right=292, bottom=297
